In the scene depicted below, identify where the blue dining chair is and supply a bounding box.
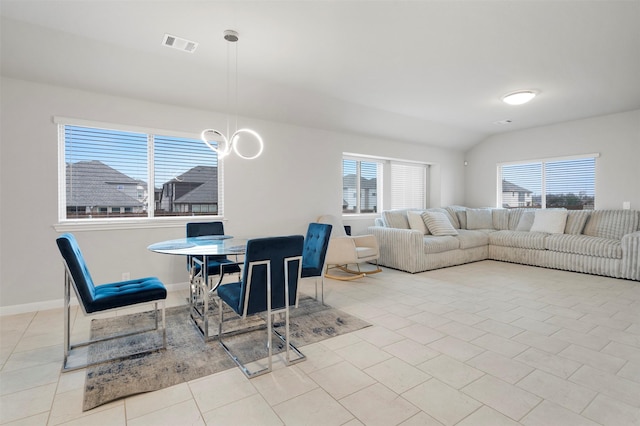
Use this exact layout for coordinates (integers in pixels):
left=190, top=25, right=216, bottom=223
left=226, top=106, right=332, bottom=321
left=56, top=233, right=167, bottom=372
left=186, top=222, right=242, bottom=284
left=301, top=222, right=332, bottom=304
left=217, top=235, right=304, bottom=378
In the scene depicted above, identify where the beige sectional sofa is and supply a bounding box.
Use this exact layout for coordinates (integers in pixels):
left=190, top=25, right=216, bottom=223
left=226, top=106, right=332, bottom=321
left=368, top=207, right=640, bottom=281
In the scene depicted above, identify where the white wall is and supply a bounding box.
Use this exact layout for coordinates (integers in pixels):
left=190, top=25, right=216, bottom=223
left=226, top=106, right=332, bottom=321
left=0, top=77, right=465, bottom=312
left=464, top=110, right=640, bottom=209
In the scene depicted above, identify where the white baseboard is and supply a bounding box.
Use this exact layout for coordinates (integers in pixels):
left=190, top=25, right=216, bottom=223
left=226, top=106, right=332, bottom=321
left=0, top=281, right=189, bottom=317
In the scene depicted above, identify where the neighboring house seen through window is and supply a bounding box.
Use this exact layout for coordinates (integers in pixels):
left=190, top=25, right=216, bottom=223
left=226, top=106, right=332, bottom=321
left=343, top=157, right=381, bottom=214
left=59, top=122, right=220, bottom=221
left=498, top=155, right=597, bottom=210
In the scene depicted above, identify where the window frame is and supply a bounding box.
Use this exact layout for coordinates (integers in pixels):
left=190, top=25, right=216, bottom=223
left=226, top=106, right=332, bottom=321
left=55, top=117, right=224, bottom=231
left=342, top=153, right=430, bottom=216
left=497, top=153, right=599, bottom=210
left=342, top=155, right=383, bottom=215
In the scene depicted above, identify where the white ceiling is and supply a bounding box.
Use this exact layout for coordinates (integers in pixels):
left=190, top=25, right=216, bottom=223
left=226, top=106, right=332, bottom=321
left=1, top=1, right=639, bottom=150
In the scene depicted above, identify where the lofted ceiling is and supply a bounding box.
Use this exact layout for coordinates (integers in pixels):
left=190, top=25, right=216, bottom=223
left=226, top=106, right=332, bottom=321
left=1, top=1, right=639, bottom=150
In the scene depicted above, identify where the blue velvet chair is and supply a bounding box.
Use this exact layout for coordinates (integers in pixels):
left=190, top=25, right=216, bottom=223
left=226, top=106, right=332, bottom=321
left=56, top=233, right=167, bottom=372
left=301, top=223, right=332, bottom=304
left=186, top=221, right=242, bottom=283
left=217, top=235, right=304, bottom=378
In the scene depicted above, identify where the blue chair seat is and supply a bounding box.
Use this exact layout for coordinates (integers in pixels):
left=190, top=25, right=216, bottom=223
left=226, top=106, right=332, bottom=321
left=88, top=277, right=167, bottom=313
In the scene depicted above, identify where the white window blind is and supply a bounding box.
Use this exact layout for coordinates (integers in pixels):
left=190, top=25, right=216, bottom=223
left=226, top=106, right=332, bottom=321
left=545, top=157, right=595, bottom=209
left=499, top=155, right=596, bottom=209
left=60, top=123, right=220, bottom=221
left=391, top=162, right=428, bottom=209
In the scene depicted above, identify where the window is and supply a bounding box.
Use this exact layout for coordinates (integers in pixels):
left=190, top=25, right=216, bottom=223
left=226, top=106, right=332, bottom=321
left=498, top=154, right=597, bottom=210
left=390, top=162, right=428, bottom=210
left=343, top=157, right=382, bottom=214
left=59, top=122, right=220, bottom=221
left=342, top=155, right=429, bottom=214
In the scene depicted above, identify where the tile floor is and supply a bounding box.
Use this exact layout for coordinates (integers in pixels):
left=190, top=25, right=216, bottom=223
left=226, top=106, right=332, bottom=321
left=1, top=260, right=640, bottom=425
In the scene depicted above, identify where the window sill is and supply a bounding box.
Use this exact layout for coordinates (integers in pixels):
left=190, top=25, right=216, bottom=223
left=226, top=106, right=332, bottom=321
left=54, top=216, right=226, bottom=232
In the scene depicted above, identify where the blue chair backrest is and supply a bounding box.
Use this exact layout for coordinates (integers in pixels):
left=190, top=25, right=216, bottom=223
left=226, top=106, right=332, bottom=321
left=186, top=221, right=226, bottom=265
left=56, top=233, right=96, bottom=305
left=302, top=223, right=332, bottom=275
left=187, top=221, right=225, bottom=238
left=239, top=235, right=304, bottom=316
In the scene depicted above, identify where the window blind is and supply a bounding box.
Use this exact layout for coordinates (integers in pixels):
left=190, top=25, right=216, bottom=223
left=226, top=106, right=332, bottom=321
left=391, top=162, right=428, bottom=210
left=60, top=124, right=219, bottom=220
left=499, top=155, right=596, bottom=209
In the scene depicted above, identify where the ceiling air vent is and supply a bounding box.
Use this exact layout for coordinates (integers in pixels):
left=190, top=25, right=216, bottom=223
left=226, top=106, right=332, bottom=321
left=162, top=33, right=198, bottom=53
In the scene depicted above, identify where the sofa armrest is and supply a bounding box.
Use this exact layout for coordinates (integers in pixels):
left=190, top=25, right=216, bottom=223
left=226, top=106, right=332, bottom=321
left=368, top=226, right=425, bottom=273
left=621, top=231, right=640, bottom=280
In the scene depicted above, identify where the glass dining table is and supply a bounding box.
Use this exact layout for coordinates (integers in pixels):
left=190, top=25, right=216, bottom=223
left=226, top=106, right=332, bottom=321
left=148, top=235, right=247, bottom=341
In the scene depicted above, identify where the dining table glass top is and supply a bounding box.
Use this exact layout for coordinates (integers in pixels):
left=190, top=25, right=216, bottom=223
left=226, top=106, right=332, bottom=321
left=147, top=235, right=247, bottom=256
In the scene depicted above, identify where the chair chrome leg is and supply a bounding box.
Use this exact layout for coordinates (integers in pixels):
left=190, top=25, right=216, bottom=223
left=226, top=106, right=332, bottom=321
left=62, top=300, right=167, bottom=372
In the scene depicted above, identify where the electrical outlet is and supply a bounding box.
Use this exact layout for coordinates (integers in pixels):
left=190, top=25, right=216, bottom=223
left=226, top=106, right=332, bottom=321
left=623, top=201, right=631, bottom=210
left=122, top=272, right=130, bottom=281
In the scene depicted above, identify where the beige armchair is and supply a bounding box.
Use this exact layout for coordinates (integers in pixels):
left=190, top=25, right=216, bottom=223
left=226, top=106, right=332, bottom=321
left=317, top=215, right=382, bottom=281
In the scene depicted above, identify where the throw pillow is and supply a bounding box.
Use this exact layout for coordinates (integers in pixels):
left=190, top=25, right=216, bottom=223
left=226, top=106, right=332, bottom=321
left=564, top=210, right=590, bottom=235
left=382, top=210, right=410, bottom=229
left=515, top=211, right=535, bottom=231
left=421, top=211, right=459, bottom=236
left=407, top=210, right=429, bottom=234
left=530, top=209, right=568, bottom=234
left=466, top=208, right=493, bottom=230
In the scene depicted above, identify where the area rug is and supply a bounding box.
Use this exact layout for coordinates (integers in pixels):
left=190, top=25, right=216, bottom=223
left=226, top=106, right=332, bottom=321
left=83, top=296, right=369, bottom=411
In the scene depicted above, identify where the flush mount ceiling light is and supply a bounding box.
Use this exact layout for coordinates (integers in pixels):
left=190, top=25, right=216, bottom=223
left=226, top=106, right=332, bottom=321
left=501, top=90, right=539, bottom=106
left=200, top=30, right=263, bottom=160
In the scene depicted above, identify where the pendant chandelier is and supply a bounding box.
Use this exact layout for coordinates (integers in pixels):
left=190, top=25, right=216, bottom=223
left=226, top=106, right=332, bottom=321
left=201, top=30, right=264, bottom=160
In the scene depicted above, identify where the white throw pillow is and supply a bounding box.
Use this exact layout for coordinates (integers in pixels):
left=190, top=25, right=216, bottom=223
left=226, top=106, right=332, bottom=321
left=530, top=209, right=568, bottom=234
left=422, top=211, right=459, bottom=236
left=407, top=210, right=429, bottom=234
left=466, top=208, right=493, bottom=230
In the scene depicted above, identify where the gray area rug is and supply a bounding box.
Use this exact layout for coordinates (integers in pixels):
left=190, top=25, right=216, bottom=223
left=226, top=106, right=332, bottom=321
left=83, top=296, right=369, bottom=411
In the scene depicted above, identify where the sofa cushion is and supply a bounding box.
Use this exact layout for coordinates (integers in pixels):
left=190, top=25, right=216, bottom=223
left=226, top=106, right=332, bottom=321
left=530, top=209, right=568, bottom=234
left=466, top=208, right=493, bottom=230
left=445, top=206, right=465, bottom=229
left=564, top=210, right=591, bottom=235
left=492, top=209, right=510, bottom=230
left=583, top=210, right=639, bottom=240
left=508, top=208, right=537, bottom=230
left=422, top=211, right=459, bottom=236
left=545, top=234, right=622, bottom=259
left=456, top=210, right=467, bottom=229
left=382, top=209, right=410, bottom=229
left=489, top=230, right=548, bottom=250
left=407, top=210, right=429, bottom=234
left=516, top=211, right=535, bottom=231
left=423, top=235, right=460, bottom=254
left=457, top=229, right=490, bottom=249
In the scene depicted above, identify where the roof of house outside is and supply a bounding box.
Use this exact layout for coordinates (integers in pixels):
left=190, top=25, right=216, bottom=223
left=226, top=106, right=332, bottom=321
left=343, top=174, right=377, bottom=190
left=167, top=165, right=218, bottom=204
left=502, top=179, right=532, bottom=194
left=66, top=160, right=144, bottom=207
